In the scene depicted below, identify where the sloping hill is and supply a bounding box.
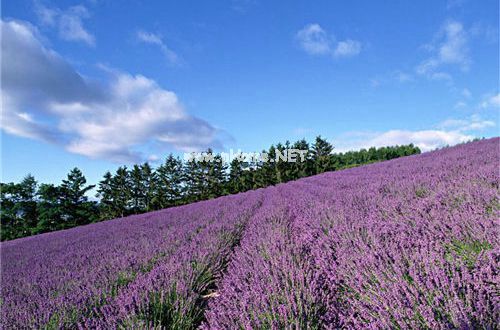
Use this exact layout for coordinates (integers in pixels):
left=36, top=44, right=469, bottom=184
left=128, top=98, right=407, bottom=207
left=1, top=138, right=498, bottom=329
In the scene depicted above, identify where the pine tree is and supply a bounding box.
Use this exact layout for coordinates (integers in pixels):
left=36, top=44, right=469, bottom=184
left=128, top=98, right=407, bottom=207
left=206, top=153, right=227, bottom=198
left=255, top=146, right=278, bottom=188
left=96, top=171, right=115, bottom=220
left=36, top=183, right=64, bottom=234
left=141, top=163, right=155, bottom=212
left=130, top=164, right=145, bottom=214
left=155, top=155, right=184, bottom=208
left=228, top=156, right=245, bottom=194
left=275, top=142, right=296, bottom=183
left=0, top=182, right=21, bottom=240
left=111, top=166, right=131, bottom=218
left=291, top=139, right=312, bottom=179
left=60, top=168, right=97, bottom=227
left=183, top=158, right=203, bottom=203
left=311, top=135, right=334, bottom=174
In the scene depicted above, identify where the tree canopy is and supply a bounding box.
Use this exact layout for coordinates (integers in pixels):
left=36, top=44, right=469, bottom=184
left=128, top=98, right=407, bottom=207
left=1, top=136, right=421, bottom=241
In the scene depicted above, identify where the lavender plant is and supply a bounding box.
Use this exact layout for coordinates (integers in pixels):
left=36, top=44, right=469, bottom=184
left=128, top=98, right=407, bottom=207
left=1, top=138, right=498, bottom=329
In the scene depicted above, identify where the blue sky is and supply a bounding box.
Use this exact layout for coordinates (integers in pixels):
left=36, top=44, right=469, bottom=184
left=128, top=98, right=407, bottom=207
left=1, top=0, right=499, bottom=186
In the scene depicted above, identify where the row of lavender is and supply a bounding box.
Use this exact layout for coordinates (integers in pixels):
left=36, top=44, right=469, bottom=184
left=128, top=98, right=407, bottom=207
left=1, top=189, right=263, bottom=328
left=205, top=138, right=499, bottom=329
left=1, top=138, right=498, bottom=328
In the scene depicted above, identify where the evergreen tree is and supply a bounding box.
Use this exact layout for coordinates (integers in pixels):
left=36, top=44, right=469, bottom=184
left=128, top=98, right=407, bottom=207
left=17, top=175, right=39, bottom=230
left=36, top=183, right=64, bottom=234
left=255, top=146, right=278, bottom=188
left=228, top=156, right=245, bottom=194
left=206, top=153, right=227, bottom=198
left=183, top=158, right=203, bottom=203
left=275, top=142, right=287, bottom=183
left=141, top=163, right=155, bottom=212
left=130, top=164, right=146, bottom=214
left=291, top=139, right=312, bottom=178
left=110, top=166, right=131, bottom=218
left=60, top=168, right=97, bottom=227
left=155, top=155, right=184, bottom=208
left=0, top=182, right=21, bottom=240
left=96, top=171, right=115, bottom=220
left=312, top=135, right=333, bottom=174
left=0, top=175, right=39, bottom=239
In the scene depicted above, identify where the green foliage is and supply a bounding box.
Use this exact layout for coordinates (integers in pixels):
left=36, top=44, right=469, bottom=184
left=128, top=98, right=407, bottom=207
left=415, top=186, right=429, bottom=198
left=312, top=135, right=334, bottom=174
left=96, top=171, right=115, bottom=220
left=1, top=169, right=97, bottom=240
left=60, top=168, right=98, bottom=228
left=141, top=284, right=201, bottom=330
left=36, top=183, right=64, bottom=234
left=155, top=155, right=183, bottom=208
left=445, top=238, right=492, bottom=269
left=0, top=175, right=39, bottom=240
left=1, top=136, right=421, bottom=241
left=140, top=262, right=215, bottom=330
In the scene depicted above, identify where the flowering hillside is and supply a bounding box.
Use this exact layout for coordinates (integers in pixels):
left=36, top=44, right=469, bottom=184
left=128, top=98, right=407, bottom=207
left=1, top=138, right=498, bottom=329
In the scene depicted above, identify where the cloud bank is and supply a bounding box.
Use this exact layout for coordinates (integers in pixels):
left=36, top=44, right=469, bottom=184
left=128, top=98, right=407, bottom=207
left=1, top=20, right=224, bottom=163
left=335, top=115, right=495, bottom=153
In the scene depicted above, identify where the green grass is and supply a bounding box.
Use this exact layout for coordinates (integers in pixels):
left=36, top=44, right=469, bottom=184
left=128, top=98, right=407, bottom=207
left=445, top=238, right=492, bottom=269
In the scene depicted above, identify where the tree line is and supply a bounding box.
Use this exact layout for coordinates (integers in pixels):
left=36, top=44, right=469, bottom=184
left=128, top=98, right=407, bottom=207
left=1, top=136, right=420, bottom=241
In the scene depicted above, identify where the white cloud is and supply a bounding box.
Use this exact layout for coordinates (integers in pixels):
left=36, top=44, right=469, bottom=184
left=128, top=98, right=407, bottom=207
left=296, top=24, right=332, bottom=55
left=337, top=130, right=474, bottom=153
left=333, top=39, right=362, bottom=57
left=480, top=93, right=500, bottom=109
left=296, top=23, right=362, bottom=58
left=416, top=20, right=469, bottom=79
left=136, top=30, right=180, bottom=65
left=438, top=115, right=495, bottom=131
left=58, top=6, right=95, bottom=45
left=337, top=130, right=473, bottom=153
left=454, top=101, right=467, bottom=108
left=429, top=71, right=453, bottom=83
left=1, top=19, right=224, bottom=163
left=35, top=3, right=95, bottom=46
left=336, top=115, right=494, bottom=153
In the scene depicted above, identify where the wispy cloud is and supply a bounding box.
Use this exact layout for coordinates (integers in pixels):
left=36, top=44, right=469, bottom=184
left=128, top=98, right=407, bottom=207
left=369, top=70, right=414, bottom=88
left=296, top=24, right=331, bottom=55
left=454, top=101, right=467, bottom=108
left=438, top=114, right=495, bottom=131
left=480, top=93, right=500, bottom=109
left=333, top=39, right=362, bottom=57
left=136, top=30, right=181, bottom=65
left=296, top=23, right=362, bottom=58
left=416, top=20, right=470, bottom=80
left=462, top=88, right=472, bottom=99
left=1, top=19, right=224, bottom=163
left=34, top=2, right=95, bottom=46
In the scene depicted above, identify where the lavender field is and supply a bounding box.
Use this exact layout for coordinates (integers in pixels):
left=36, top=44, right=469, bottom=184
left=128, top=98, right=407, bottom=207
left=1, top=138, right=499, bottom=329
